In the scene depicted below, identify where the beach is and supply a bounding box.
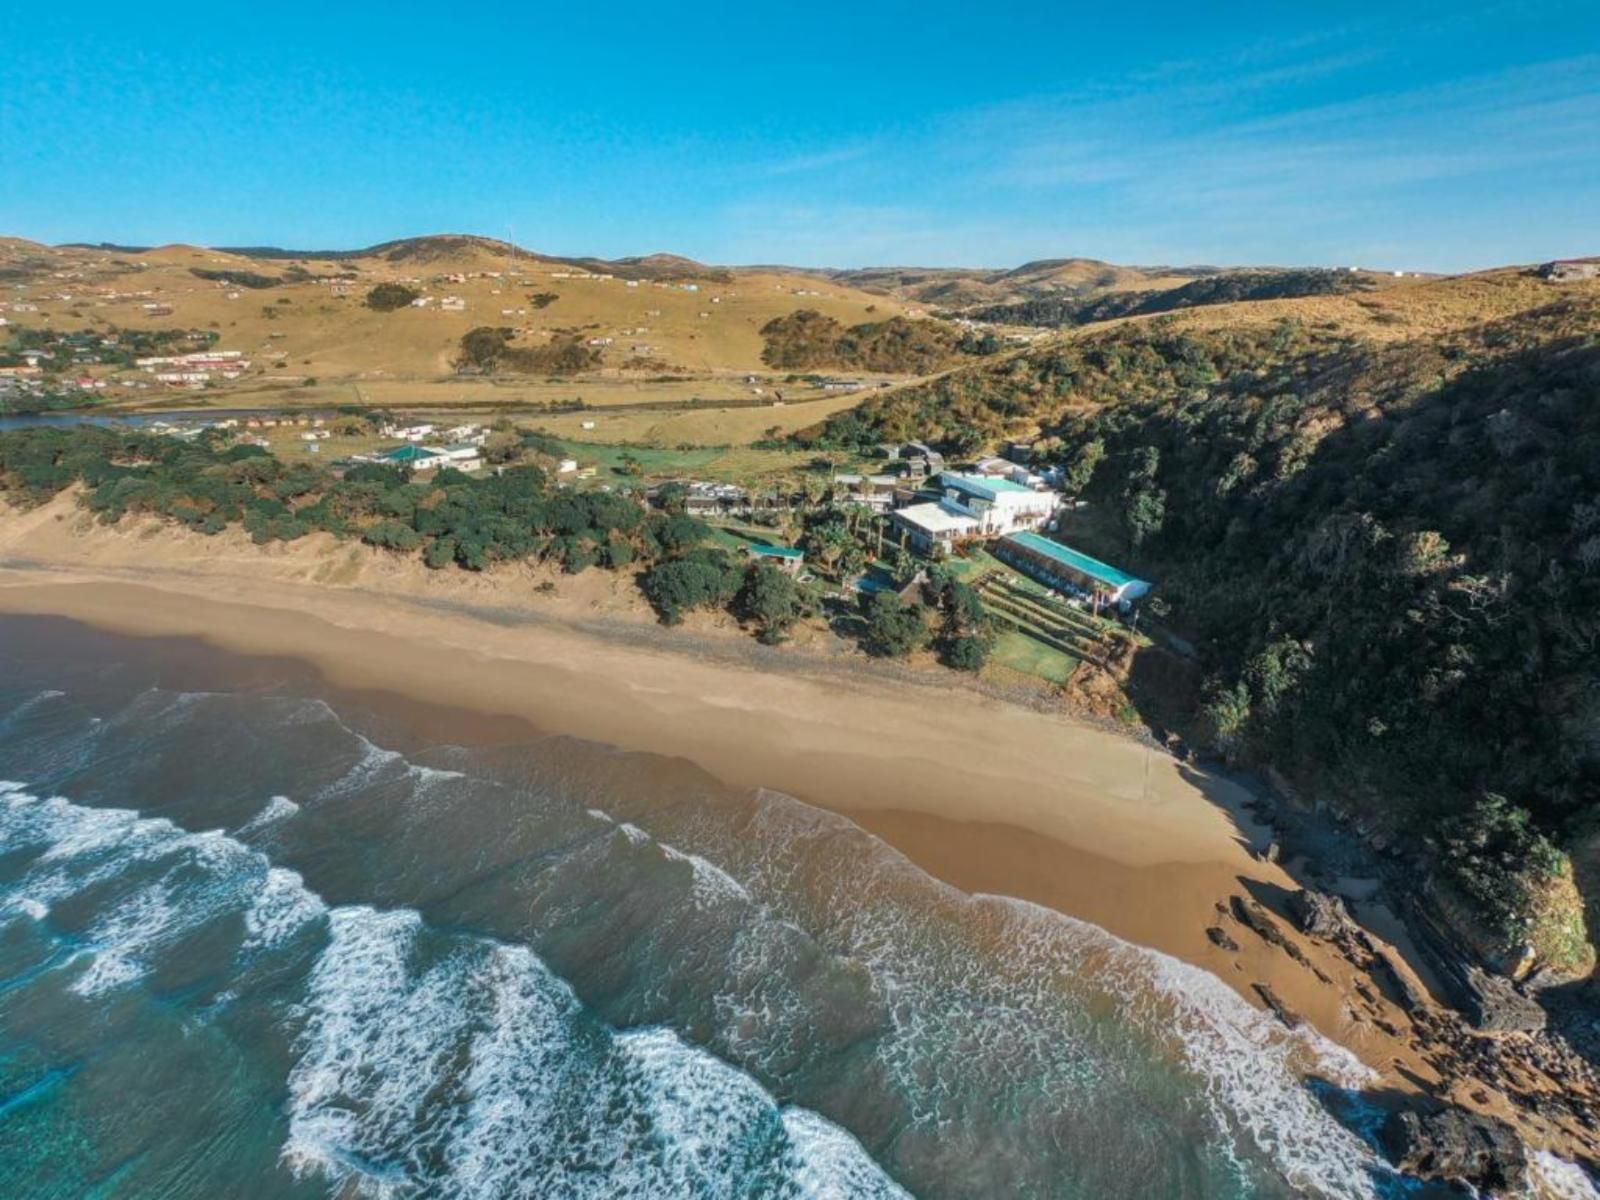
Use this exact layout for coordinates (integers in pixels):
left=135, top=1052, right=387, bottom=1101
left=0, top=499, right=1351, bottom=953
left=2, top=493, right=1597, bottom=1188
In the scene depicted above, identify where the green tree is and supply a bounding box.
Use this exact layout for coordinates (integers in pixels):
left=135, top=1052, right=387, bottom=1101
left=1063, top=438, right=1104, bottom=497
left=365, top=283, right=419, bottom=312
left=738, top=562, right=807, bottom=644
left=859, top=591, right=928, bottom=658
left=640, top=550, right=742, bottom=624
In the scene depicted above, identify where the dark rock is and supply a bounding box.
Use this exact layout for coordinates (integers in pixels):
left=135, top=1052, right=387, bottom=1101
left=1379, top=1108, right=1529, bottom=1194
left=1372, top=951, right=1432, bottom=1014
left=1251, top=982, right=1304, bottom=1029
left=1229, top=896, right=1311, bottom=966
left=1205, top=926, right=1240, bottom=952
left=1291, top=889, right=1356, bottom=940
left=1463, top=967, right=1547, bottom=1035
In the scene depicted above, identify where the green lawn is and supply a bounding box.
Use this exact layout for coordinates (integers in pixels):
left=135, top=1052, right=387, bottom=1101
left=989, top=630, right=1079, bottom=683
left=539, top=436, right=871, bottom=489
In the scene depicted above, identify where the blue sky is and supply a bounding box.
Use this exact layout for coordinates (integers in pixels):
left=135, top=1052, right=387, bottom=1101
left=1, top=1, right=1595, bottom=270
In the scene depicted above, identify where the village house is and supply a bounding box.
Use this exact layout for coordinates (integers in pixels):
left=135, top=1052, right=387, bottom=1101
left=830, top=473, right=900, bottom=512
left=376, top=444, right=447, bottom=470
left=688, top=481, right=748, bottom=514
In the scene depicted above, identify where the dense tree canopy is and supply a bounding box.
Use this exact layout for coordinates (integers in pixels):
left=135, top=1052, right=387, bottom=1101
left=809, top=296, right=1600, bottom=966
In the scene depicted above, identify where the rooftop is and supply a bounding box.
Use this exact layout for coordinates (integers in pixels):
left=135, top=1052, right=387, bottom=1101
left=940, top=472, right=1038, bottom=498
left=894, top=501, right=979, bottom=535
left=380, top=444, right=444, bottom=463
left=1003, top=531, right=1149, bottom=591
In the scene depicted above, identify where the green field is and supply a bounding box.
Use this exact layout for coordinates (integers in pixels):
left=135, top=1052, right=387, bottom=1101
left=989, top=630, right=1078, bottom=682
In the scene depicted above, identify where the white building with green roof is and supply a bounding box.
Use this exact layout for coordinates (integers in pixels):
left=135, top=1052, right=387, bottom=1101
left=996, top=531, right=1152, bottom=607
left=935, top=472, right=1061, bottom=536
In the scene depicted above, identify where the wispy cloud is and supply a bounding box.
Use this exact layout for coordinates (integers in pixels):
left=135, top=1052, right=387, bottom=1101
left=759, top=143, right=877, bottom=177
left=680, top=18, right=1600, bottom=270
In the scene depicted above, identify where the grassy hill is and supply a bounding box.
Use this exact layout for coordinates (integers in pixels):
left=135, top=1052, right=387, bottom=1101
left=0, top=236, right=918, bottom=407
left=962, top=267, right=1385, bottom=328
left=823, top=257, right=1211, bottom=308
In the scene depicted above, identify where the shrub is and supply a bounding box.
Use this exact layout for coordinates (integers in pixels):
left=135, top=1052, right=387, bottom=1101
left=641, top=549, right=741, bottom=624
left=362, top=519, right=421, bottom=551
left=365, top=283, right=419, bottom=312
left=737, top=562, right=807, bottom=644
left=859, top=591, right=927, bottom=658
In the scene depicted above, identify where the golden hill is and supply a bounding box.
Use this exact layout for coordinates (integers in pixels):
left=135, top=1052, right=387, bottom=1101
left=0, top=235, right=921, bottom=401
left=796, top=265, right=1600, bottom=450
left=825, top=258, right=1213, bottom=307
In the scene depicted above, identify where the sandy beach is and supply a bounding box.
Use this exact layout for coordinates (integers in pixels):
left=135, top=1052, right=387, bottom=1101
left=4, top=491, right=1598, bottom=1169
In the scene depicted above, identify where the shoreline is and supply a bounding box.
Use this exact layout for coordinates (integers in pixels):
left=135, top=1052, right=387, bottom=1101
left=1, top=503, right=1597, bottom=1173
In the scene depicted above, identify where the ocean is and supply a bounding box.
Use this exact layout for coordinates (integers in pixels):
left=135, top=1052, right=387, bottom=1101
left=0, top=614, right=1524, bottom=1198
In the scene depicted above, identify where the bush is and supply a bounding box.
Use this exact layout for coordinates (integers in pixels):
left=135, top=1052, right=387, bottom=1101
left=641, top=549, right=742, bottom=624
left=362, top=519, right=421, bottom=551
left=939, top=634, right=990, bottom=671
left=365, top=283, right=419, bottom=312
left=859, top=591, right=927, bottom=658
left=738, top=562, right=807, bottom=644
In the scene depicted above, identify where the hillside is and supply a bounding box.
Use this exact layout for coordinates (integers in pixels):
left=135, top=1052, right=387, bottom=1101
left=824, top=257, right=1212, bottom=307
left=802, top=274, right=1600, bottom=972
left=963, top=267, right=1386, bottom=327
left=0, top=235, right=918, bottom=407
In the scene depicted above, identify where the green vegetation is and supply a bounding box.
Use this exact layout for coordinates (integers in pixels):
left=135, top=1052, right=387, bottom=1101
left=925, top=570, right=993, bottom=671
left=189, top=267, right=283, bottom=289
left=858, top=590, right=929, bottom=658
left=808, top=295, right=1600, bottom=969
left=736, top=562, right=811, bottom=644
left=759, top=310, right=997, bottom=374
left=455, top=327, right=601, bottom=376
left=640, top=547, right=744, bottom=624
left=365, top=283, right=420, bottom=312
left=0, top=390, right=98, bottom=416
left=964, top=268, right=1373, bottom=328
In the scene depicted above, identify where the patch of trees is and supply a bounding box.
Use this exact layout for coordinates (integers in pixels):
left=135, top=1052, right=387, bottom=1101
left=965, top=269, right=1374, bottom=328
left=759, top=310, right=996, bottom=375
left=365, top=283, right=421, bottom=312
left=640, top=547, right=745, bottom=624
left=455, top=327, right=601, bottom=376
left=857, top=590, right=928, bottom=657
left=190, top=267, right=283, bottom=289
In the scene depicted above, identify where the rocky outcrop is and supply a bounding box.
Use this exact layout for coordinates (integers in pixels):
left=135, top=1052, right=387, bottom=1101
left=1462, top=966, right=1548, bottom=1035
left=1229, top=896, right=1312, bottom=967
left=1291, top=889, right=1356, bottom=941
left=1379, top=1108, right=1528, bottom=1194
left=1404, top=897, right=1549, bottom=1034
left=1250, top=982, right=1303, bottom=1029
